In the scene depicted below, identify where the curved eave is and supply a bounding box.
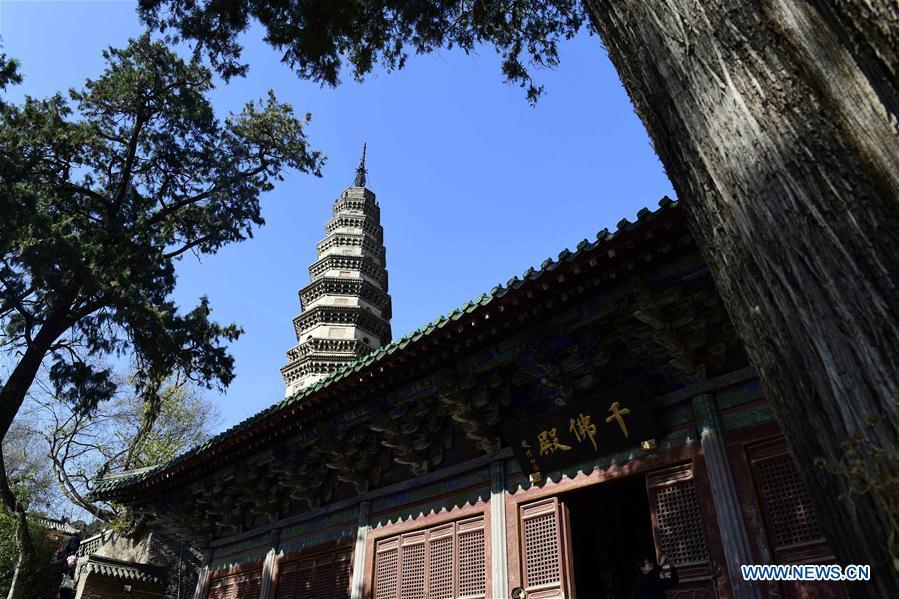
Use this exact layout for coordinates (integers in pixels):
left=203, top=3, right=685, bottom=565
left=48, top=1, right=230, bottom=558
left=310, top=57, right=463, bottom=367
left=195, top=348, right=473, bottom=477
left=94, top=198, right=680, bottom=499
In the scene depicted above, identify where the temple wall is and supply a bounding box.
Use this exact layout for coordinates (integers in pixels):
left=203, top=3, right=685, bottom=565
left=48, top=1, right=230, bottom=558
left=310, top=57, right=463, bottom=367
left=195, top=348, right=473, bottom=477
left=75, top=573, right=164, bottom=599
left=194, top=369, right=847, bottom=599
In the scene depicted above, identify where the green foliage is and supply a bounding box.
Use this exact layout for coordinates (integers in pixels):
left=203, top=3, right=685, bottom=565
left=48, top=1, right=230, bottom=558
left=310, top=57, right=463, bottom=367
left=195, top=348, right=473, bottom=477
left=29, top=370, right=223, bottom=523
left=0, top=34, right=323, bottom=418
left=138, top=0, right=588, bottom=103
left=0, top=512, right=56, bottom=599
left=113, top=380, right=222, bottom=468
left=3, top=419, right=56, bottom=514
left=0, top=37, right=320, bottom=591
left=0, top=52, right=22, bottom=93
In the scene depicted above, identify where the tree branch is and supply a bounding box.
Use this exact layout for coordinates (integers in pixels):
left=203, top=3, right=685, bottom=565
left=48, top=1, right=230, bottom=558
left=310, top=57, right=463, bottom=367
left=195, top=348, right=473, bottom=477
left=111, top=113, right=147, bottom=209
left=123, top=385, right=163, bottom=470
left=163, top=233, right=217, bottom=259
left=48, top=442, right=117, bottom=522
left=62, top=181, right=110, bottom=205
left=146, top=163, right=269, bottom=226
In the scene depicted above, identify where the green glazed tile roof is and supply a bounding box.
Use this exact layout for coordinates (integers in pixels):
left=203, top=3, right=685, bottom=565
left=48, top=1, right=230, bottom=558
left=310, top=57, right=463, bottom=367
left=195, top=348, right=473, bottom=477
left=80, top=555, right=166, bottom=585
left=32, top=515, right=79, bottom=535
left=94, top=197, right=679, bottom=497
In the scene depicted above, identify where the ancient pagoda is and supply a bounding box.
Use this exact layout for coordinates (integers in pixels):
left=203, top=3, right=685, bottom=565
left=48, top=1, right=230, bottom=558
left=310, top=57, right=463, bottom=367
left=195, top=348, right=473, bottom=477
left=281, top=144, right=392, bottom=396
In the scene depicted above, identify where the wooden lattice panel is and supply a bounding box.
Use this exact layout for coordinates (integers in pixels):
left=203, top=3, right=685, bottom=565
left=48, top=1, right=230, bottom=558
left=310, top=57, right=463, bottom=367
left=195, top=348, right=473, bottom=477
left=333, top=551, right=353, bottom=598
left=755, top=452, right=823, bottom=548
left=520, top=498, right=562, bottom=590
left=746, top=437, right=829, bottom=561
left=427, top=535, right=454, bottom=599
left=375, top=546, right=399, bottom=599
left=373, top=516, right=486, bottom=599
left=399, top=542, right=426, bottom=599
left=311, top=555, right=338, bottom=599
left=458, top=528, right=486, bottom=597
left=207, top=578, right=234, bottom=599
left=207, top=569, right=262, bottom=599
left=647, top=465, right=710, bottom=567
left=237, top=570, right=262, bottom=598
left=524, top=514, right=560, bottom=586
left=275, top=559, right=312, bottom=598
left=276, top=549, right=352, bottom=599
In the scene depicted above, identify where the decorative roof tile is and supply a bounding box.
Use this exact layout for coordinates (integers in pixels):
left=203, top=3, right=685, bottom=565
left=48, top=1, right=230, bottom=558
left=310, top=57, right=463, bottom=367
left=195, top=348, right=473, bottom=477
left=79, top=555, right=166, bottom=585
left=32, top=515, right=79, bottom=535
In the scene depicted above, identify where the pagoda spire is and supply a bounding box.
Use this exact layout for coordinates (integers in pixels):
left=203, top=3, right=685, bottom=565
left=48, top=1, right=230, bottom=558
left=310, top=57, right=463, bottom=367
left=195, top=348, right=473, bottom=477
left=281, top=145, right=392, bottom=397
left=354, top=143, right=367, bottom=187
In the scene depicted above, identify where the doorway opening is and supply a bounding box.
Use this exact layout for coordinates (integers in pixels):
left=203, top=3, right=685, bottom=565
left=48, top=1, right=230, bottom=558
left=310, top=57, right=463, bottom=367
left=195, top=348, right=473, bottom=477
left=564, top=473, right=656, bottom=599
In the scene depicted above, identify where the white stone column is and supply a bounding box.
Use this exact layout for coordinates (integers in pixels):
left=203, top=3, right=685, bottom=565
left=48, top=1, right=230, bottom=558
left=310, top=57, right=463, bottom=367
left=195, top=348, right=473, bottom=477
left=192, top=561, right=210, bottom=599
left=350, top=501, right=371, bottom=599
left=259, top=530, right=280, bottom=599
left=73, top=569, right=90, bottom=599
left=692, top=394, right=762, bottom=599
left=490, top=460, right=510, bottom=599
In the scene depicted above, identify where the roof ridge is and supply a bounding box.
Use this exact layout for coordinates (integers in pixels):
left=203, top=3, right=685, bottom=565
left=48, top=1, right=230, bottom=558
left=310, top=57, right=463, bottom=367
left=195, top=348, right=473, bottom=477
left=94, top=198, right=678, bottom=495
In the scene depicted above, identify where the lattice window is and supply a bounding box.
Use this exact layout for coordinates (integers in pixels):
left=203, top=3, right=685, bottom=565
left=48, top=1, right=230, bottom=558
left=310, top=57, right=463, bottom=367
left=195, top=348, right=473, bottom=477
left=523, top=512, right=560, bottom=587
left=751, top=444, right=824, bottom=550
left=334, top=551, right=353, bottom=599
left=208, top=569, right=262, bottom=599
left=373, top=516, right=486, bottom=599
left=400, top=542, right=426, bottom=599
left=275, top=559, right=308, bottom=598
left=375, top=548, right=399, bottom=599
left=295, top=561, right=316, bottom=597
left=275, top=549, right=352, bottom=599
left=458, top=529, right=486, bottom=597
left=311, top=555, right=338, bottom=599
left=427, top=536, right=454, bottom=599
left=207, top=578, right=234, bottom=599
left=651, top=480, right=710, bottom=566
left=235, top=571, right=262, bottom=599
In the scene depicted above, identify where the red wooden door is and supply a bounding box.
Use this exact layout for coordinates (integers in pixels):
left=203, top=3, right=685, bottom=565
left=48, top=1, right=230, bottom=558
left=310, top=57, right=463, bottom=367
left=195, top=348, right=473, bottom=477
left=518, top=497, right=576, bottom=599
left=747, top=437, right=846, bottom=599
left=646, top=463, right=723, bottom=598
left=372, top=516, right=487, bottom=599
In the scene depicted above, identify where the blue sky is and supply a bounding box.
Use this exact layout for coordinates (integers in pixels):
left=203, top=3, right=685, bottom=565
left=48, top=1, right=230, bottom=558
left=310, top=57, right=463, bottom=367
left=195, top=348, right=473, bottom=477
left=1, top=1, right=675, bottom=431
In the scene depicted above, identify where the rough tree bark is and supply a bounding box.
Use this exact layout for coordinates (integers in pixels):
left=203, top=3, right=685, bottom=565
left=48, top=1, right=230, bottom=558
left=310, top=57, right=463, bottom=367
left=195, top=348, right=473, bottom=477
left=0, top=452, right=33, bottom=599
left=1, top=314, right=72, bottom=599
left=584, top=1, right=898, bottom=596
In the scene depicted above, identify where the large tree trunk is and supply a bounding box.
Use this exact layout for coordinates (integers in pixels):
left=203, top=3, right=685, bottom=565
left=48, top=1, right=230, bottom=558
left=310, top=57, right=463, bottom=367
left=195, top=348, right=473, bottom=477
left=1, top=314, right=72, bottom=599
left=0, top=450, right=34, bottom=599
left=5, top=510, right=34, bottom=599
left=584, top=1, right=898, bottom=596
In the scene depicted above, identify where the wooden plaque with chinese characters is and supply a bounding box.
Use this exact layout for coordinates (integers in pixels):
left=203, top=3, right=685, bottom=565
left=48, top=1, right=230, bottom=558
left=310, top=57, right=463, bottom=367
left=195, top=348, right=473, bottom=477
left=503, top=383, right=659, bottom=476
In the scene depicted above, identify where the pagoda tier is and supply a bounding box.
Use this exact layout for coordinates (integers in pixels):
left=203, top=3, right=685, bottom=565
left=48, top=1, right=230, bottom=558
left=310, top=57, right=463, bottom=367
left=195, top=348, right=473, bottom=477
left=299, top=278, right=392, bottom=318
left=281, top=145, right=392, bottom=396
left=308, top=255, right=388, bottom=287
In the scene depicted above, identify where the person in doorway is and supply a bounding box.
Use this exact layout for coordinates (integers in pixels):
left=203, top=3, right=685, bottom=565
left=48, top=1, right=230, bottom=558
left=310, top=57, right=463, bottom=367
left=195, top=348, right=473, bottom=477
left=632, top=554, right=678, bottom=599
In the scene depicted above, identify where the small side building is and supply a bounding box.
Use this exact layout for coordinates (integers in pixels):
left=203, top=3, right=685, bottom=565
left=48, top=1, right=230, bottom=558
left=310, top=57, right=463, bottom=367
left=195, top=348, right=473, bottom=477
left=75, top=529, right=201, bottom=599
left=33, top=514, right=79, bottom=549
